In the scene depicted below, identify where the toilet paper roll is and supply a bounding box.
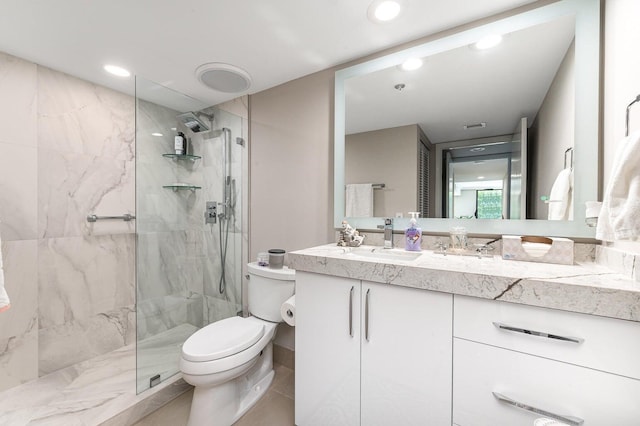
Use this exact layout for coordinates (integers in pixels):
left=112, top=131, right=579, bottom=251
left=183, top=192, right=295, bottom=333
left=280, top=295, right=296, bottom=326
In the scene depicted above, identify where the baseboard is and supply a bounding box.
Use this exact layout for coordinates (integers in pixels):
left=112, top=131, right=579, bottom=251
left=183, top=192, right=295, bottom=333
left=273, top=344, right=295, bottom=370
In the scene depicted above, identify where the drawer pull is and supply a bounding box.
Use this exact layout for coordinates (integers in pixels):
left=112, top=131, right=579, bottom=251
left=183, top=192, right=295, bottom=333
left=349, top=286, right=354, bottom=337
left=365, top=289, right=371, bottom=341
left=493, top=322, right=584, bottom=344
left=492, top=392, right=584, bottom=426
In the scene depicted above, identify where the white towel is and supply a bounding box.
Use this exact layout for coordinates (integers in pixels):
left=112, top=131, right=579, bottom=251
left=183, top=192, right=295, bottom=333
left=547, top=168, right=573, bottom=220
left=346, top=183, right=374, bottom=217
left=597, top=130, right=640, bottom=241
left=0, top=228, right=9, bottom=313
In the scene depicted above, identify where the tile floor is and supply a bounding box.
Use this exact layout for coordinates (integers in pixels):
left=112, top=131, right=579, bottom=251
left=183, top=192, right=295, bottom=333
left=133, top=364, right=295, bottom=426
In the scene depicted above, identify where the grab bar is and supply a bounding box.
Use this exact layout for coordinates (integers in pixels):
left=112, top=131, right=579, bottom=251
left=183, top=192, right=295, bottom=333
left=86, top=213, right=135, bottom=223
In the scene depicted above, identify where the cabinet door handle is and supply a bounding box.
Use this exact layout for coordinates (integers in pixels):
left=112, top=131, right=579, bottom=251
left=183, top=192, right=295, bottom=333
left=349, top=286, right=354, bottom=337
left=365, top=289, right=371, bottom=341
left=493, top=322, right=584, bottom=344
left=492, top=392, right=584, bottom=426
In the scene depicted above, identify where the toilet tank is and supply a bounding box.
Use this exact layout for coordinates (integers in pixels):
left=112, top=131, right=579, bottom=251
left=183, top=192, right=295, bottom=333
left=247, top=262, right=295, bottom=322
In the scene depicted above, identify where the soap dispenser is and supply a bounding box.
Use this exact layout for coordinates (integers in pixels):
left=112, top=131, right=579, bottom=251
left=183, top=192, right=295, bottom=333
left=405, top=212, right=422, bottom=251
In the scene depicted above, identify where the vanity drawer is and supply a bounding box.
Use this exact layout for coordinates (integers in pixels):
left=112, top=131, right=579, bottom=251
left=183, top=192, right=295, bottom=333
left=453, top=295, right=640, bottom=379
left=453, top=339, right=640, bottom=426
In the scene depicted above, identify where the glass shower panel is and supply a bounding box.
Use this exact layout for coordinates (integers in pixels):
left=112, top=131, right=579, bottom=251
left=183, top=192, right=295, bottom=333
left=135, top=77, right=244, bottom=393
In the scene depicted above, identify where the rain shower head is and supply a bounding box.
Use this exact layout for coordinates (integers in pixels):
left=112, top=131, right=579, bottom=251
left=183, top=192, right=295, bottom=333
left=177, top=111, right=213, bottom=133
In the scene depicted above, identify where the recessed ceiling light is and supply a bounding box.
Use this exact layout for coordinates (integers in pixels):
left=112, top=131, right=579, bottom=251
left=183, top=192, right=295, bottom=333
left=477, top=176, right=485, bottom=179
left=474, top=34, right=503, bottom=50
left=151, top=132, right=163, bottom=137
left=368, top=0, right=402, bottom=23
left=401, top=58, right=423, bottom=71
left=104, top=64, right=131, bottom=77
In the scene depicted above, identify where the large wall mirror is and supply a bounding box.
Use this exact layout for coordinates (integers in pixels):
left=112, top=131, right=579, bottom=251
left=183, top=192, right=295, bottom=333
left=334, top=0, right=600, bottom=238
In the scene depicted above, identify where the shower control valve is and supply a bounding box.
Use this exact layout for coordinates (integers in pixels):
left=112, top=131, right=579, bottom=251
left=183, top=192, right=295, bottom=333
left=205, top=201, right=217, bottom=224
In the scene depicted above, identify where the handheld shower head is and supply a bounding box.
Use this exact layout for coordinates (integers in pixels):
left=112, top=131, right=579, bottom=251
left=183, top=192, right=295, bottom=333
left=177, top=111, right=213, bottom=133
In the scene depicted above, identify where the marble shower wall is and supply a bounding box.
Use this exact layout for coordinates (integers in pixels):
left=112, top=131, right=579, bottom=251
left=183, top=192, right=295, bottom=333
left=0, top=50, right=135, bottom=391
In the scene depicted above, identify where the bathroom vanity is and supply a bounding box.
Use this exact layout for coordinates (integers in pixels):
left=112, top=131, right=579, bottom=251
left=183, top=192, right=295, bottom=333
left=289, top=245, right=640, bottom=426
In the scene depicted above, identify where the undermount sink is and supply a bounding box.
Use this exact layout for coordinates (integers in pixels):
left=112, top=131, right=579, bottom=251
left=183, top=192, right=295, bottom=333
left=342, top=247, right=422, bottom=262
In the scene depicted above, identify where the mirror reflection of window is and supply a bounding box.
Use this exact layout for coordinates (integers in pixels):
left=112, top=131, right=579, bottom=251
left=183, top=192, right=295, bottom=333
left=476, top=189, right=503, bottom=219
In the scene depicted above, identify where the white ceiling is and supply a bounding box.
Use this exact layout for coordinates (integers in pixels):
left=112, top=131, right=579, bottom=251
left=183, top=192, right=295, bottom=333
left=345, top=14, right=575, bottom=142
left=0, top=0, right=538, bottom=109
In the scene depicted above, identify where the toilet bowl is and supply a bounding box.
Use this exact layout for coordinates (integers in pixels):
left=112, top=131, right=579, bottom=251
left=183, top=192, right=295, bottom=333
left=180, top=262, right=295, bottom=426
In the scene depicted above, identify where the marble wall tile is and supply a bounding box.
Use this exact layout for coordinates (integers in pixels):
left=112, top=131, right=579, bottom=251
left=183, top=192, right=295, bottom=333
left=135, top=100, right=179, bottom=165
left=38, top=148, right=134, bottom=238
left=0, top=141, right=37, bottom=241
left=0, top=240, right=38, bottom=391
left=38, top=304, right=135, bottom=375
left=204, top=230, right=242, bottom=308
left=0, top=51, right=37, bottom=147
left=137, top=231, right=204, bottom=300
left=37, top=66, right=134, bottom=161
left=136, top=295, right=203, bottom=341
left=38, top=234, right=135, bottom=329
left=205, top=296, right=240, bottom=324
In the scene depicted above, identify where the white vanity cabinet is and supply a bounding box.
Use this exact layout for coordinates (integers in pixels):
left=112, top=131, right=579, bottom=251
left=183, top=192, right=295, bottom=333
left=295, top=271, right=453, bottom=426
left=452, top=296, right=640, bottom=425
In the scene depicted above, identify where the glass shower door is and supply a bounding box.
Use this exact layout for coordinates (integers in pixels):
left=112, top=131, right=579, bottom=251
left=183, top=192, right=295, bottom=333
left=135, top=77, right=244, bottom=393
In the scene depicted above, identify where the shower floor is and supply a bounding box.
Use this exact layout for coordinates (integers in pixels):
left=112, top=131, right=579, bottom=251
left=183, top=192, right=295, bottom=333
left=0, top=325, right=196, bottom=425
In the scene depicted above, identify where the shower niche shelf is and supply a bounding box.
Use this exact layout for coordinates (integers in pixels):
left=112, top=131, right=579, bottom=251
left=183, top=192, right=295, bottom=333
left=163, top=183, right=201, bottom=192
left=162, top=153, right=201, bottom=161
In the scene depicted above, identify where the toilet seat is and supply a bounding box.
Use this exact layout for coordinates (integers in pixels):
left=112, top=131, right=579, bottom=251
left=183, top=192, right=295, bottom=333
left=182, top=316, right=265, bottom=362
left=180, top=317, right=277, bottom=377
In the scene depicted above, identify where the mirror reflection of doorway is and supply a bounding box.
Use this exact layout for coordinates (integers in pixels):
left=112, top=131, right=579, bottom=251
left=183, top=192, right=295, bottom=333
left=443, top=150, right=511, bottom=219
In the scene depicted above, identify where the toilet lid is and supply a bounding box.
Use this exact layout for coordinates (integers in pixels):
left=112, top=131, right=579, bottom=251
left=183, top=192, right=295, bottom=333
left=182, top=317, right=265, bottom=362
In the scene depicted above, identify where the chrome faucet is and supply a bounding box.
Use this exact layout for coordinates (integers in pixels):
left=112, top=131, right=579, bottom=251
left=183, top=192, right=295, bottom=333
left=379, top=218, right=393, bottom=249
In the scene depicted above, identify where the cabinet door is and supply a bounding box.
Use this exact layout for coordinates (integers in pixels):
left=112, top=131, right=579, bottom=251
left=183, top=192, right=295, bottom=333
left=295, top=272, right=361, bottom=426
left=361, top=281, right=453, bottom=426
left=453, top=338, right=640, bottom=426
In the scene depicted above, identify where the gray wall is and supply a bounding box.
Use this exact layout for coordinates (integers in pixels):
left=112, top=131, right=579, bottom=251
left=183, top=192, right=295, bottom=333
left=249, top=70, right=335, bottom=261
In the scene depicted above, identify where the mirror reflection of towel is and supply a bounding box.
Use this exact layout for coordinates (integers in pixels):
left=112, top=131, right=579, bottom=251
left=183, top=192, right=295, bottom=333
left=547, top=168, right=573, bottom=220
left=0, top=229, right=9, bottom=313
left=346, top=183, right=373, bottom=217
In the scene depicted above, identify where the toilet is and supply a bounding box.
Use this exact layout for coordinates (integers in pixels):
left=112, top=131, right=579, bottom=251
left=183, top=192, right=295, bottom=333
left=180, top=262, right=295, bottom=426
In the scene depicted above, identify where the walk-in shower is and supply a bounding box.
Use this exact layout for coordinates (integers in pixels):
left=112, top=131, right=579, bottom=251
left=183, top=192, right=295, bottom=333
left=135, top=77, right=245, bottom=393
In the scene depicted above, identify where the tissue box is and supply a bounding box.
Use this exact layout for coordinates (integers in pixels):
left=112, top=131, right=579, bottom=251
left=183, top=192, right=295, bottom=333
left=502, top=235, right=574, bottom=265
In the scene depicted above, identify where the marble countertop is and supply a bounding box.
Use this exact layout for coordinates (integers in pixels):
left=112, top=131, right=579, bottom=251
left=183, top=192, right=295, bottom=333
left=288, top=244, right=640, bottom=322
